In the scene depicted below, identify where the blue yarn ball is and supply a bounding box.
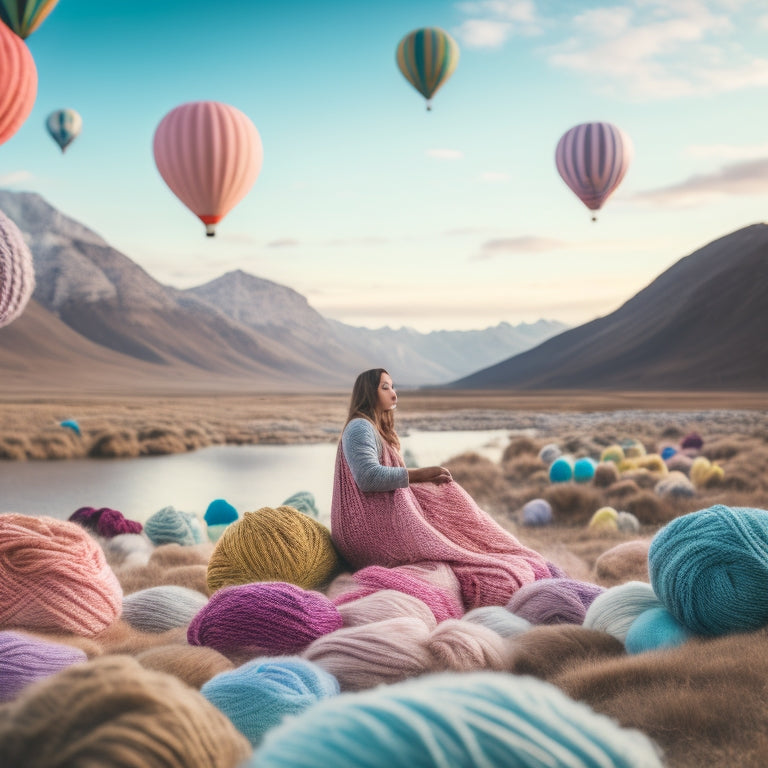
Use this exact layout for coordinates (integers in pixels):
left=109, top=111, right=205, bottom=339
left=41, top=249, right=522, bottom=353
left=573, top=457, right=597, bottom=483
left=660, top=446, right=677, bottom=460
left=582, top=581, right=662, bottom=644
left=249, top=671, right=663, bottom=767
left=625, top=606, right=693, bottom=654
left=548, top=456, right=574, bottom=483
left=521, top=498, right=553, bottom=527
left=649, top=504, right=768, bottom=636
left=144, top=505, right=206, bottom=546
left=201, top=656, right=339, bottom=746
left=204, top=499, right=238, bottom=526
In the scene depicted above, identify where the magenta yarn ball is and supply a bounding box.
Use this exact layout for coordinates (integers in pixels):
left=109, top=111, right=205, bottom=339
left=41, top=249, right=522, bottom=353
left=0, top=209, right=35, bottom=329
left=188, top=581, right=343, bottom=657
left=96, top=508, right=143, bottom=538
left=506, top=578, right=605, bottom=625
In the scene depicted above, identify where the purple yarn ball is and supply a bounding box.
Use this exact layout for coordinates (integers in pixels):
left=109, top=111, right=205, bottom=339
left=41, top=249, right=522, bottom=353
left=188, top=581, right=343, bottom=657
left=68, top=507, right=104, bottom=531
left=96, top=508, right=143, bottom=538
left=0, top=209, right=35, bottom=329
left=506, top=578, right=605, bottom=625
left=681, top=432, right=703, bottom=450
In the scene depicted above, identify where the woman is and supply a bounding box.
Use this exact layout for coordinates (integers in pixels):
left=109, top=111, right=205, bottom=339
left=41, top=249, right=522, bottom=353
left=331, top=368, right=551, bottom=609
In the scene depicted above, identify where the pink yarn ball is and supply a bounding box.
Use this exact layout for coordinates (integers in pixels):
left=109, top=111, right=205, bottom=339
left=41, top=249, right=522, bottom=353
left=0, top=209, right=35, bottom=329
left=336, top=589, right=437, bottom=629
left=0, top=515, right=123, bottom=636
left=426, top=619, right=509, bottom=672
left=506, top=578, right=605, bottom=626
left=188, top=581, right=342, bottom=658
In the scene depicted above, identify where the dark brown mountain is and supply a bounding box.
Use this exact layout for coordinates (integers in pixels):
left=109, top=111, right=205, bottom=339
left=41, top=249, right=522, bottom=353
left=448, top=224, right=768, bottom=391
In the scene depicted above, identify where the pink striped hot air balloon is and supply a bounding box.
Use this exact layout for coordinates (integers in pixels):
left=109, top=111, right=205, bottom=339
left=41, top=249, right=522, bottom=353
left=153, top=101, right=263, bottom=237
left=0, top=19, right=37, bottom=147
left=555, top=122, right=633, bottom=222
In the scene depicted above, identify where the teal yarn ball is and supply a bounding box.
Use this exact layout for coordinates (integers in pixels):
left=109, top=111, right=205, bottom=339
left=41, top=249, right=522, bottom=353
left=625, top=606, right=693, bottom=654
left=549, top=456, right=574, bottom=483
left=249, top=671, right=663, bottom=767
left=573, top=457, right=597, bottom=483
left=205, top=499, right=238, bottom=526
left=144, top=506, right=206, bottom=547
left=201, top=656, right=339, bottom=747
left=649, top=504, right=768, bottom=636
left=582, top=581, right=663, bottom=644
left=282, top=491, right=319, bottom=519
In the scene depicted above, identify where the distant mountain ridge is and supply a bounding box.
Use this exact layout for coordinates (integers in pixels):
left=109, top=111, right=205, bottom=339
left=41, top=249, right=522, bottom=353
left=0, top=190, right=567, bottom=390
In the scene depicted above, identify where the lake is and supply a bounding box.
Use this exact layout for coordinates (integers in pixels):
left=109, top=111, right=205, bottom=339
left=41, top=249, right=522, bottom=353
left=0, top=429, right=514, bottom=525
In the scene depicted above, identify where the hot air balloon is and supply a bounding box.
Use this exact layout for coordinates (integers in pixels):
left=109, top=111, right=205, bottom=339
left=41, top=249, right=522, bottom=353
left=153, top=101, right=263, bottom=237
left=0, top=20, right=36, bottom=146
left=0, top=208, right=35, bottom=329
left=396, top=27, right=459, bottom=110
left=46, top=108, right=82, bottom=152
left=555, top=122, right=633, bottom=221
left=0, top=0, right=59, bottom=39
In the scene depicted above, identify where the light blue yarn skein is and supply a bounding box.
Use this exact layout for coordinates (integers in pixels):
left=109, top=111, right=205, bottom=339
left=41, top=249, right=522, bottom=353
left=649, top=504, right=768, bottom=636
left=462, top=606, right=532, bottom=638
left=625, top=606, right=693, bottom=654
left=249, top=671, right=663, bottom=768
left=144, top=506, right=206, bottom=546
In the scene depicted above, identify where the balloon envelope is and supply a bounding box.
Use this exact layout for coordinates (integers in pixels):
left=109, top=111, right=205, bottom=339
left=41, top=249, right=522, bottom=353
left=46, top=108, right=82, bottom=152
left=0, top=20, right=37, bottom=146
left=0, top=0, right=58, bottom=38
left=555, top=122, right=632, bottom=219
left=396, top=27, right=459, bottom=109
left=0, top=208, right=35, bottom=329
left=153, top=101, right=263, bottom=236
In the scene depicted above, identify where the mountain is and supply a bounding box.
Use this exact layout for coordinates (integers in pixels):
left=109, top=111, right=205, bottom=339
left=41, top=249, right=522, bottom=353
left=448, top=224, right=768, bottom=391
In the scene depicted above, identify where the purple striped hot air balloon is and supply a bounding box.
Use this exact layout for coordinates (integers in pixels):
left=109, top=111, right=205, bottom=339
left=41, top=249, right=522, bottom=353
left=0, top=208, right=35, bottom=329
left=555, top=122, right=633, bottom=221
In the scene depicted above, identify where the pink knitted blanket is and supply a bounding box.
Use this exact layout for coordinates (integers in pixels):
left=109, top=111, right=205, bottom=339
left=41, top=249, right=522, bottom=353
left=331, top=440, right=550, bottom=609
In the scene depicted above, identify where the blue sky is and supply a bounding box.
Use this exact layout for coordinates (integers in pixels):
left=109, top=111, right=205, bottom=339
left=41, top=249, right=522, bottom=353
left=3, top=0, right=768, bottom=331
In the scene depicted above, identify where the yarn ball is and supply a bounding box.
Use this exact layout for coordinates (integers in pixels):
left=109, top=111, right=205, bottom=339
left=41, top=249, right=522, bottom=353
left=506, top=578, right=604, bottom=626
left=625, top=606, right=694, bottom=654
left=302, top=617, right=432, bottom=691
left=649, top=504, right=768, bottom=635
left=122, top=585, right=209, bottom=633
left=68, top=506, right=104, bottom=530
left=621, top=438, right=646, bottom=459
left=202, top=656, right=340, bottom=746
left=462, top=605, right=532, bottom=637
left=616, top=511, right=641, bottom=533
left=636, top=454, right=668, bottom=475
left=690, top=456, right=712, bottom=486
left=0, top=655, right=251, bottom=767
left=655, top=471, right=695, bottom=498
left=573, top=457, right=597, bottom=483
left=250, top=671, right=664, bottom=768
left=207, top=506, right=340, bottom=593
left=188, top=581, right=343, bottom=658
left=660, top=446, right=677, bottom=460
left=0, top=208, right=35, bottom=329
left=205, top=498, right=239, bottom=526
left=593, top=461, right=620, bottom=488
left=426, top=619, right=509, bottom=672
left=336, top=589, right=437, bottom=629
left=664, top=452, right=694, bottom=474
left=136, top=644, right=235, bottom=689
left=334, top=564, right=464, bottom=623
left=588, top=506, right=620, bottom=533
left=521, top=498, right=553, bottom=527
left=582, top=581, right=663, bottom=643
left=100, top=532, right=154, bottom=569
left=545, top=560, right=568, bottom=579
left=282, top=491, right=320, bottom=519
left=0, top=630, right=88, bottom=702
left=593, top=539, right=651, bottom=587
left=0, top=514, right=122, bottom=636
left=144, top=505, right=206, bottom=546
left=537, top=443, right=562, bottom=466
left=681, top=432, right=703, bottom=450
left=548, top=456, right=574, bottom=483
left=600, top=444, right=625, bottom=464
left=96, top=507, right=143, bottom=538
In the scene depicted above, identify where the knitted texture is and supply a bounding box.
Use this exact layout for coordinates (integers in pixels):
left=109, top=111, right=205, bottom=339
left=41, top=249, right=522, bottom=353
left=625, top=606, right=693, bottom=654
left=506, top=578, right=605, bottom=626
left=136, top=644, right=235, bottom=688
left=188, top=581, right=343, bottom=658
left=122, top=585, right=209, bottom=633
left=462, top=605, right=532, bottom=637
left=250, top=671, right=664, bottom=768
left=96, top=508, right=143, bottom=537
left=582, top=581, right=662, bottom=643
left=302, top=617, right=432, bottom=691
left=68, top=506, right=104, bottom=530
left=333, top=564, right=464, bottom=623
left=0, top=514, right=122, bottom=636
left=144, top=505, right=206, bottom=546
left=331, top=440, right=549, bottom=609
left=201, top=656, right=340, bottom=746
left=0, top=630, right=87, bottom=702
left=207, top=506, right=340, bottom=593
left=0, top=655, right=251, bottom=768
left=0, top=208, right=35, bottom=329
left=336, top=589, right=437, bottom=629
left=282, top=490, right=320, bottom=519
left=649, top=504, right=768, bottom=635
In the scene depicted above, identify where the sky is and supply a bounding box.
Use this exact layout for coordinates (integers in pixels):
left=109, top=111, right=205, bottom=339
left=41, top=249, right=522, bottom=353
left=3, top=0, right=768, bottom=332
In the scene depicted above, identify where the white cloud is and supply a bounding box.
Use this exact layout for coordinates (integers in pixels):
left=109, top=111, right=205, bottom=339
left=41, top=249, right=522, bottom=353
left=479, top=171, right=511, bottom=182
left=426, top=148, right=464, bottom=160
left=456, top=19, right=512, bottom=48
left=266, top=238, right=300, bottom=248
left=455, top=0, right=541, bottom=47
left=686, top=142, right=768, bottom=160
left=0, top=170, right=33, bottom=185
left=475, top=236, right=568, bottom=259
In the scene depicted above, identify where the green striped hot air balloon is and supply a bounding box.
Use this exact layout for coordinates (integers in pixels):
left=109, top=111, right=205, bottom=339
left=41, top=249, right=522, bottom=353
left=396, top=27, right=459, bottom=111
left=0, top=0, right=59, bottom=39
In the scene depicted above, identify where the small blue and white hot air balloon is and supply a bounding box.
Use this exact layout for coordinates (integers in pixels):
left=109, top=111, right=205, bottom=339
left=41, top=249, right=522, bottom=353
left=46, top=108, right=82, bottom=153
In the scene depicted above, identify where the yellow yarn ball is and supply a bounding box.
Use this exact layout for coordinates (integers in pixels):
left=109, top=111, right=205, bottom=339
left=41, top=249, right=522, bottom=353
left=588, top=506, right=619, bottom=533
left=704, top=464, right=725, bottom=486
left=690, top=456, right=712, bottom=487
left=623, top=439, right=646, bottom=459
left=206, top=506, right=340, bottom=593
left=600, top=445, right=625, bottom=464
left=617, top=458, right=638, bottom=473
left=637, top=454, right=668, bottom=476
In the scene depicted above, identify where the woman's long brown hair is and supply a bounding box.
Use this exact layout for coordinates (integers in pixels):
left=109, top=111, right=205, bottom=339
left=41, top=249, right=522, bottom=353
left=345, top=368, right=400, bottom=449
